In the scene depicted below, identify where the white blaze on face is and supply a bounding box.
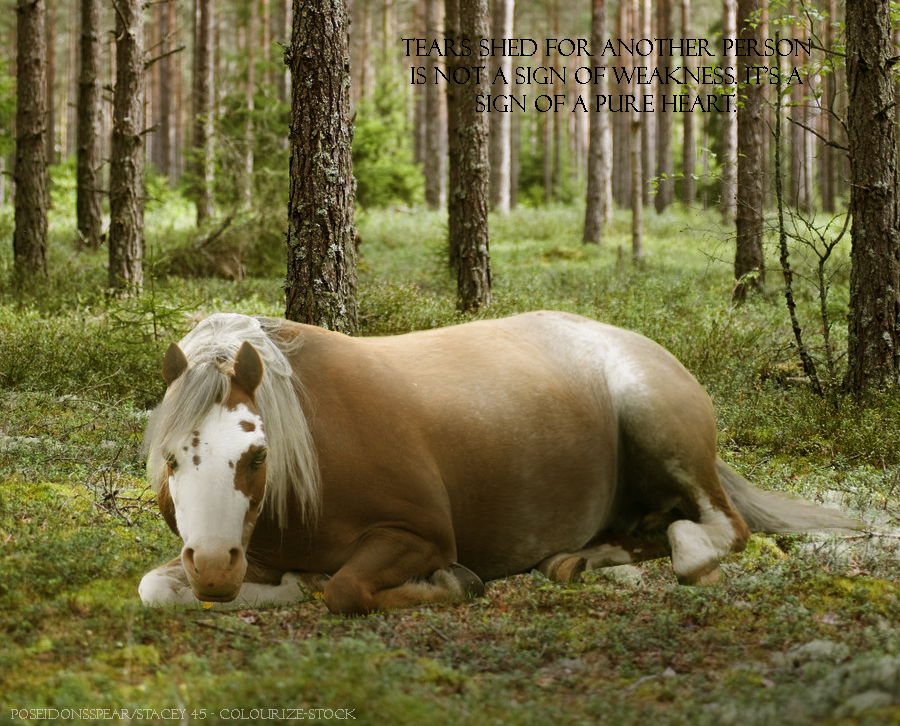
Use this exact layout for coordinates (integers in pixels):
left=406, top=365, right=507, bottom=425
left=167, top=403, right=266, bottom=550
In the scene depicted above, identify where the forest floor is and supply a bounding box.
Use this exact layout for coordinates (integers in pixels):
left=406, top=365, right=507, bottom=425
left=3, top=201, right=900, bottom=724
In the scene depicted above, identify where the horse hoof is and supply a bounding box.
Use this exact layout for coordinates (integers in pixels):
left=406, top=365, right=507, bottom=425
left=538, top=554, right=587, bottom=583
left=449, top=563, right=485, bottom=598
left=677, top=562, right=724, bottom=587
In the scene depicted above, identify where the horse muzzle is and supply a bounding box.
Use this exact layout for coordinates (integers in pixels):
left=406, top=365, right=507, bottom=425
left=182, top=541, right=247, bottom=602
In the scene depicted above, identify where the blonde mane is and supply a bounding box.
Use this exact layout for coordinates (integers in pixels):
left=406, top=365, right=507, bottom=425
left=145, top=313, right=321, bottom=528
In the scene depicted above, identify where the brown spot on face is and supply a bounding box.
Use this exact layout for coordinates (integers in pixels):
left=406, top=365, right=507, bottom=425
left=228, top=461, right=235, bottom=469
left=192, top=436, right=201, bottom=448
left=157, top=480, right=180, bottom=538
left=183, top=446, right=189, bottom=452
left=193, top=455, right=201, bottom=467
left=239, top=420, right=256, bottom=432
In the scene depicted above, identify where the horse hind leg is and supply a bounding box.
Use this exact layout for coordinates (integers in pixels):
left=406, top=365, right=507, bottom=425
left=537, top=534, right=669, bottom=583
left=666, top=481, right=751, bottom=587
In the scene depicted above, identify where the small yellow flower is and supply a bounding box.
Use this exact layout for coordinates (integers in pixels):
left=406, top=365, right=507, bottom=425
left=202, top=601, right=213, bottom=610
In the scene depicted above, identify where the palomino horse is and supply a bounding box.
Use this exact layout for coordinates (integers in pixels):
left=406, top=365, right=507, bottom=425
left=140, top=312, right=857, bottom=614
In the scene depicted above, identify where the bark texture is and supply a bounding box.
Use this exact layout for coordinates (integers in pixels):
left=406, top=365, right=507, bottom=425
left=109, top=0, right=145, bottom=294
left=445, top=0, right=461, bottom=271
left=450, top=0, right=491, bottom=311
left=583, top=0, right=610, bottom=244
left=732, top=0, right=765, bottom=301
left=488, top=0, right=513, bottom=215
left=654, top=0, right=674, bottom=213
left=720, top=0, right=737, bottom=223
left=77, top=0, right=103, bottom=249
left=13, top=0, right=49, bottom=278
left=844, top=0, right=900, bottom=394
left=192, top=0, right=215, bottom=224
left=423, top=0, right=445, bottom=209
left=284, top=0, right=358, bottom=333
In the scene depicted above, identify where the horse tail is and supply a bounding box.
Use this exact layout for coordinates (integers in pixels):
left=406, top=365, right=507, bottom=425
left=717, top=457, right=862, bottom=533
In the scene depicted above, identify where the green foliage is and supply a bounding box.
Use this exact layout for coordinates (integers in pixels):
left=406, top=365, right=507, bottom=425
left=4, top=198, right=900, bottom=722
left=214, top=87, right=292, bottom=212
left=352, top=79, right=423, bottom=209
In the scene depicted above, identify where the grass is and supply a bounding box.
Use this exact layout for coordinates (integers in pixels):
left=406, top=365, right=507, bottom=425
left=3, top=190, right=900, bottom=724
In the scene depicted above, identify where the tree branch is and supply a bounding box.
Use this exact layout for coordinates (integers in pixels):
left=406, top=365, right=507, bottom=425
left=144, top=44, right=185, bottom=71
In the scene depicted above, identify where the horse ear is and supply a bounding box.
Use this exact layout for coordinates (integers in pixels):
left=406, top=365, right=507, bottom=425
left=163, top=344, right=189, bottom=386
left=232, top=341, right=264, bottom=396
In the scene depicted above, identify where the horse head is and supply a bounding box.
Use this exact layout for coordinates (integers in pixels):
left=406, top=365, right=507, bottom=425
left=158, top=341, right=269, bottom=602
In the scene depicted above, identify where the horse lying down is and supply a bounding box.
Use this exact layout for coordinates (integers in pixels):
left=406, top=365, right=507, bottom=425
left=139, top=311, right=859, bottom=615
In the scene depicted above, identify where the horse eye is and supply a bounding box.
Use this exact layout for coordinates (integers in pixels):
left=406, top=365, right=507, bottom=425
left=165, top=453, right=178, bottom=471
left=251, top=448, right=268, bottom=468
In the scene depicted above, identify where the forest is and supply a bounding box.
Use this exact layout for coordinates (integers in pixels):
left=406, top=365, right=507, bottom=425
left=3, top=0, right=900, bottom=722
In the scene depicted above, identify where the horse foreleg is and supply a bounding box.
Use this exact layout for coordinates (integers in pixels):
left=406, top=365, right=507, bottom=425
left=139, top=556, right=196, bottom=606
left=139, top=557, right=329, bottom=608
left=322, top=531, right=484, bottom=615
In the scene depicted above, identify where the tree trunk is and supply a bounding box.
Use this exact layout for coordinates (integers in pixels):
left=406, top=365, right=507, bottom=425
left=639, top=0, right=653, bottom=209
left=583, top=0, right=610, bottom=244
left=13, top=0, right=49, bottom=279
left=44, top=1, right=55, bottom=166
left=820, top=0, right=837, bottom=213
left=844, top=0, right=900, bottom=395
left=680, top=0, right=696, bottom=205
left=275, top=0, right=289, bottom=103
left=192, top=0, right=215, bottom=224
left=445, top=0, right=461, bottom=270
left=488, top=0, right=513, bottom=215
left=261, top=0, right=272, bottom=89
left=720, top=0, right=737, bottom=223
left=630, top=0, right=642, bottom=260
left=732, top=0, right=765, bottom=302
left=157, top=0, right=174, bottom=181
left=449, top=0, right=491, bottom=311
left=654, top=0, right=673, bottom=213
left=241, top=0, right=256, bottom=210
left=284, top=0, right=358, bottom=333
left=423, top=0, right=445, bottom=209
left=77, top=0, right=103, bottom=249
left=109, top=0, right=145, bottom=295
left=612, top=0, right=630, bottom=208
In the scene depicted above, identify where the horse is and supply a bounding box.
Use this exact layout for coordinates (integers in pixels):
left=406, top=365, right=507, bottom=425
left=139, top=311, right=858, bottom=615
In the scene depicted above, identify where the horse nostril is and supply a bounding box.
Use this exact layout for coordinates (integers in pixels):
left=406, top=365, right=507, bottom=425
left=183, top=547, right=198, bottom=573
left=229, top=548, right=240, bottom=569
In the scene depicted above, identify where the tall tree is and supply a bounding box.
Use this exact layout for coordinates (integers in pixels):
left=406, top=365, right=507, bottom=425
left=13, top=0, right=49, bottom=278
left=43, top=1, right=55, bottom=165
left=843, top=0, right=899, bottom=395
left=583, top=0, right=610, bottom=244
left=720, top=0, right=737, bottom=223
left=423, top=0, right=445, bottom=209
left=654, top=0, right=673, bottom=212
left=445, top=0, right=461, bottom=270
left=630, top=0, right=643, bottom=260
left=109, top=0, right=145, bottom=294
left=77, top=0, right=103, bottom=249
left=284, top=0, right=358, bottom=333
left=155, top=0, right=175, bottom=182
left=240, top=0, right=256, bottom=210
left=447, top=0, right=491, bottom=311
left=488, top=0, right=513, bottom=214
left=732, top=0, right=765, bottom=301
left=680, top=0, right=696, bottom=205
left=820, top=0, right=838, bottom=213
left=192, top=0, right=215, bottom=224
